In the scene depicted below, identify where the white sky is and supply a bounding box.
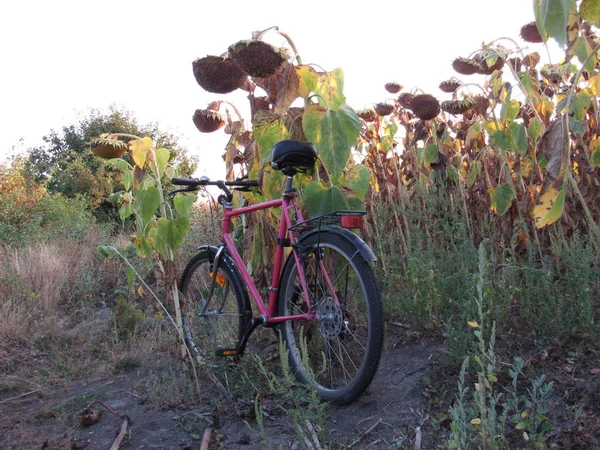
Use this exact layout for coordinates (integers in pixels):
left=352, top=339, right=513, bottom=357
left=0, top=0, right=552, bottom=176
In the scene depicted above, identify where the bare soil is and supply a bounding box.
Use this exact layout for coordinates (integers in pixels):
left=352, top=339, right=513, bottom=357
left=0, top=325, right=442, bottom=449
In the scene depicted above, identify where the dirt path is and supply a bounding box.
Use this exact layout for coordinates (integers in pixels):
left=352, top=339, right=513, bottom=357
left=1, top=328, right=442, bottom=449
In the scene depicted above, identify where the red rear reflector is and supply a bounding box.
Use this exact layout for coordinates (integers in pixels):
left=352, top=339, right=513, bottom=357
left=340, top=215, right=363, bottom=228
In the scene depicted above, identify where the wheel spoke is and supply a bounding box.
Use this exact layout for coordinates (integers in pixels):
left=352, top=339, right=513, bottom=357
left=280, top=233, right=383, bottom=404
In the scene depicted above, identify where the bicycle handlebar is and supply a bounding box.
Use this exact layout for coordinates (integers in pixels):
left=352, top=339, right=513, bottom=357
left=170, top=177, right=259, bottom=201
left=171, top=177, right=259, bottom=188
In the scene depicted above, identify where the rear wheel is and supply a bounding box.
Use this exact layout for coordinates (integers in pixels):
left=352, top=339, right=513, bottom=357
left=278, top=231, right=384, bottom=405
left=180, top=249, right=250, bottom=373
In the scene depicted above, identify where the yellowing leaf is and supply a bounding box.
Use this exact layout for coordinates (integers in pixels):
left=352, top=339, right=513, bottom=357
left=532, top=180, right=567, bottom=228
left=130, top=137, right=153, bottom=169
left=534, top=100, right=555, bottom=120
left=137, top=286, right=145, bottom=297
left=467, top=321, right=479, bottom=328
left=296, top=65, right=318, bottom=98
left=581, top=0, right=600, bottom=27
left=470, top=418, right=482, bottom=425
left=588, top=72, right=600, bottom=96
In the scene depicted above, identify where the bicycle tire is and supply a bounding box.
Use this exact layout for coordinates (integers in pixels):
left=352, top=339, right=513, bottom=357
left=278, top=231, right=384, bottom=405
left=180, top=248, right=251, bottom=371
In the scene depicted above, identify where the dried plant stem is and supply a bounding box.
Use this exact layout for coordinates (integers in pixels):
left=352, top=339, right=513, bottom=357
left=106, top=247, right=203, bottom=401
left=200, top=427, right=213, bottom=450
left=563, top=42, right=600, bottom=239
left=110, top=419, right=129, bottom=450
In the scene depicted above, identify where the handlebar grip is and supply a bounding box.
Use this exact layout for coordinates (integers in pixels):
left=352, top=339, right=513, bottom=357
left=171, top=177, right=201, bottom=186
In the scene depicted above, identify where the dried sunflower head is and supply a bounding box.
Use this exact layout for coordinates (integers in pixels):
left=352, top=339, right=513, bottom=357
left=452, top=57, right=481, bottom=75
left=439, top=78, right=462, bottom=93
left=539, top=81, right=555, bottom=97
left=507, top=57, right=522, bottom=72
left=357, top=108, right=378, bottom=122
left=374, top=103, right=395, bottom=116
left=474, top=52, right=504, bottom=75
left=192, top=56, right=247, bottom=94
left=192, top=109, right=226, bottom=133
left=473, top=95, right=490, bottom=116
left=385, top=82, right=403, bottom=94
left=398, top=93, right=415, bottom=109
left=91, top=137, right=129, bottom=159
left=410, top=94, right=440, bottom=120
left=522, top=52, right=541, bottom=69
left=228, top=40, right=289, bottom=78
left=520, top=22, right=544, bottom=43
left=441, top=98, right=475, bottom=115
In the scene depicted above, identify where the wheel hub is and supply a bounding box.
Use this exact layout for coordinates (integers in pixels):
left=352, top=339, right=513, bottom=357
left=316, top=296, right=343, bottom=339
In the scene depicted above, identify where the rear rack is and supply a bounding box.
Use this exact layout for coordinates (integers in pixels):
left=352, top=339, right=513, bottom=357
left=289, top=210, right=366, bottom=234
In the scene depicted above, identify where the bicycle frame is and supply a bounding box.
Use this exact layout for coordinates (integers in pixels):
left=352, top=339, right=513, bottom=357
left=216, top=177, right=327, bottom=326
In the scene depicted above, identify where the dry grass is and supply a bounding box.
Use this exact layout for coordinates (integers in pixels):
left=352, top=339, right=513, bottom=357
left=0, top=238, right=94, bottom=338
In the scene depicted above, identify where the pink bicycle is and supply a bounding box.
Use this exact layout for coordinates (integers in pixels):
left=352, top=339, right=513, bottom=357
left=171, top=140, right=384, bottom=405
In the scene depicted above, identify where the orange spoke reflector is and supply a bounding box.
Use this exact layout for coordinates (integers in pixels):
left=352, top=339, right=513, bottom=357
left=222, top=349, right=237, bottom=356
left=210, top=272, right=226, bottom=286
left=340, top=215, right=363, bottom=228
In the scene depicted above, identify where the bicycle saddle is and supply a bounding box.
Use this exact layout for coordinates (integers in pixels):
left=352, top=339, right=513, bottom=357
left=271, top=140, right=317, bottom=173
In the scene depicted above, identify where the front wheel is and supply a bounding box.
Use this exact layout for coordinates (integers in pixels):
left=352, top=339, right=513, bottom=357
left=278, top=231, right=384, bottom=405
left=180, top=249, right=251, bottom=373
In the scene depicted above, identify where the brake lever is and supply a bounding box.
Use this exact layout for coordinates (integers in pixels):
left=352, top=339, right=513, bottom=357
left=168, top=186, right=199, bottom=196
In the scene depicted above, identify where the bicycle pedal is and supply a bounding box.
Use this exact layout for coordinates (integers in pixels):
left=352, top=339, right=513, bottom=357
left=215, top=348, right=238, bottom=357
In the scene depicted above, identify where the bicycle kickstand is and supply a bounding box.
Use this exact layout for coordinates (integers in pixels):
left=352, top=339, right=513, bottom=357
left=214, top=316, right=264, bottom=358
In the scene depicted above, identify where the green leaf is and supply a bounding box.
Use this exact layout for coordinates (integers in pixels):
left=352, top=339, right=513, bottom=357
left=155, top=147, right=170, bottom=178
left=571, top=89, right=592, bottom=120
left=590, top=149, right=600, bottom=167
left=580, top=0, right=600, bottom=27
left=344, top=164, right=371, bottom=198
left=510, top=122, right=529, bottom=155
left=527, top=117, right=544, bottom=145
left=537, top=0, right=576, bottom=47
left=302, top=182, right=347, bottom=217
left=570, top=120, right=587, bottom=135
left=302, top=103, right=361, bottom=182
left=424, top=144, right=438, bottom=164
left=135, top=185, right=161, bottom=223
left=345, top=195, right=365, bottom=211
left=121, top=169, right=133, bottom=191
left=490, top=183, right=515, bottom=215
left=447, top=165, right=458, bottom=181
left=253, top=112, right=289, bottom=164
left=105, top=158, right=130, bottom=172
left=119, top=203, right=134, bottom=222
left=519, top=71, right=539, bottom=98
left=97, top=245, right=114, bottom=257
left=466, top=161, right=482, bottom=188
left=173, top=193, right=197, bottom=218
left=314, top=68, right=346, bottom=109
left=500, top=99, right=521, bottom=124
left=261, top=165, right=284, bottom=201
left=154, top=217, right=190, bottom=257
left=492, top=129, right=512, bottom=151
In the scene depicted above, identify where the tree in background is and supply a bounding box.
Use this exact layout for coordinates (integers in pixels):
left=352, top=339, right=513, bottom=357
left=25, top=105, right=198, bottom=222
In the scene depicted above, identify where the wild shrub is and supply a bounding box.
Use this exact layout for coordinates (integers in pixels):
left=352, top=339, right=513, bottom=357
left=0, top=159, right=92, bottom=247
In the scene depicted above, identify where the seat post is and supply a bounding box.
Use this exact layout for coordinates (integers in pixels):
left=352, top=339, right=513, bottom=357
left=285, top=175, right=294, bottom=192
